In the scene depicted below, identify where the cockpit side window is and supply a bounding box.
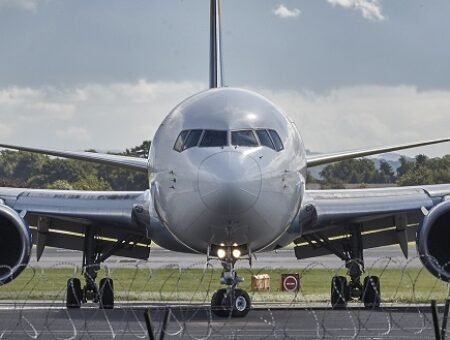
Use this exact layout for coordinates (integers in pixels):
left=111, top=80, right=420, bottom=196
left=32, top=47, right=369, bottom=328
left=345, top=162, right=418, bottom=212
left=173, top=130, right=190, bottom=152
left=173, top=129, right=203, bottom=152
left=268, top=129, right=284, bottom=151
left=255, top=129, right=275, bottom=150
left=200, top=130, right=228, bottom=147
left=231, top=130, right=259, bottom=147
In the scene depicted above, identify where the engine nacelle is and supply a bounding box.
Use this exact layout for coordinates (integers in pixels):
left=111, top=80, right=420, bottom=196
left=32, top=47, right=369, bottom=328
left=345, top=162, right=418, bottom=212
left=0, top=205, right=32, bottom=284
left=417, top=200, right=450, bottom=281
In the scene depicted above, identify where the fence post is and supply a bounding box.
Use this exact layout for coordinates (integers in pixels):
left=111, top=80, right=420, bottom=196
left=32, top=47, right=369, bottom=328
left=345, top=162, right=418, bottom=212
left=441, top=299, right=450, bottom=340
left=159, top=308, right=171, bottom=340
left=144, top=309, right=155, bottom=340
left=431, top=300, right=442, bottom=340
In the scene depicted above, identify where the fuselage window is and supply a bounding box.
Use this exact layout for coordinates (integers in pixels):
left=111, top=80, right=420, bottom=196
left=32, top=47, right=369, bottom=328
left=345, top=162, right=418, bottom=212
left=231, top=130, right=258, bottom=147
left=200, top=130, right=228, bottom=147
left=255, top=129, right=275, bottom=150
left=268, top=129, right=284, bottom=151
left=173, top=130, right=190, bottom=152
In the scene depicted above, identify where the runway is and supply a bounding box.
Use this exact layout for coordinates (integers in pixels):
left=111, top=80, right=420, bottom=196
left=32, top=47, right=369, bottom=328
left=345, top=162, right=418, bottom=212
left=0, top=302, right=442, bottom=339
left=29, top=244, right=421, bottom=269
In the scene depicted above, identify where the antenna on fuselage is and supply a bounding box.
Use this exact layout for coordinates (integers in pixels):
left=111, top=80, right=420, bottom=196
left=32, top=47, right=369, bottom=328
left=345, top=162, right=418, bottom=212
left=209, top=0, right=224, bottom=88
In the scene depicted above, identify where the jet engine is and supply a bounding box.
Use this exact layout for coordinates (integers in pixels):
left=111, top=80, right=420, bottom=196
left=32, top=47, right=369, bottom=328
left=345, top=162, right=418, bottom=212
left=417, top=200, right=450, bottom=281
left=0, top=204, right=32, bottom=284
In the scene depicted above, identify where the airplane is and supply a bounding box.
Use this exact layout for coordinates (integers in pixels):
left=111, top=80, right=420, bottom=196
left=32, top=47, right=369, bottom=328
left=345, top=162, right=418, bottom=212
left=0, top=0, right=449, bottom=317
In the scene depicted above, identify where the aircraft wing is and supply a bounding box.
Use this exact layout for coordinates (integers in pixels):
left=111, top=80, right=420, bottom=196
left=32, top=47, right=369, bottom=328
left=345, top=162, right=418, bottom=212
left=306, top=138, right=450, bottom=167
left=0, top=187, right=152, bottom=261
left=0, top=143, right=148, bottom=172
left=293, top=184, right=450, bottom=260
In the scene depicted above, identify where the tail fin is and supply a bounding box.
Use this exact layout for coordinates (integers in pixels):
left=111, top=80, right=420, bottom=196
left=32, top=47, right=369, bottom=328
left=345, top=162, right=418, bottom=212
left=209, top=0, right=223, bottom=88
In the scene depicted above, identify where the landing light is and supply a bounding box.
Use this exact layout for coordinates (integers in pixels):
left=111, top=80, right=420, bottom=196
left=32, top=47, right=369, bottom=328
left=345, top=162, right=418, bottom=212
left=217, top=248, right=226, bottom=259
left=232, top=249, right=241, bottom=259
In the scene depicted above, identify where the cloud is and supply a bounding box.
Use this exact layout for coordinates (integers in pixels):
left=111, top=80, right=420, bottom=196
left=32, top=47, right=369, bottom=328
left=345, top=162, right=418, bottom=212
left=327, top=0, right=385, bottom=21
left=0, top=80, right=205, bottom=151
left=56, top=127, right=90, bottom=143
left=0, top=0, right=41, bottom=11
left=273, top=4, right=301, bottom=19
left=258, top=85, right=450, bottom=157
left=0, top=81, right=448, bottom=158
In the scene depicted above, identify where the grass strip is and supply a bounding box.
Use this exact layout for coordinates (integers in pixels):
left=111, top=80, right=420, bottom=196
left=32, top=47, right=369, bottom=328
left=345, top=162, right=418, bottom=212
left=0, top=267, right=449, bottom=303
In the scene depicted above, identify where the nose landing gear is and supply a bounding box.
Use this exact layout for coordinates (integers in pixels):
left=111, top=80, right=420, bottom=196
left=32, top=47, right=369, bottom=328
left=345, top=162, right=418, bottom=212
left=210, top=247, right=251, bottom=317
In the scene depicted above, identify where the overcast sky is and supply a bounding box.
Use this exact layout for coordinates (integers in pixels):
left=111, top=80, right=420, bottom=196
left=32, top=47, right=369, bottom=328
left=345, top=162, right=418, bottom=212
left=0, top=0, right=449, bottom=157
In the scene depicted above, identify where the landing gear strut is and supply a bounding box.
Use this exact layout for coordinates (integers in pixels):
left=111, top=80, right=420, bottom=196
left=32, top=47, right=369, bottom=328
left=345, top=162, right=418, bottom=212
left=211, top=247, right=251, bottom=317
left=66, top=226, right=115, bottom=309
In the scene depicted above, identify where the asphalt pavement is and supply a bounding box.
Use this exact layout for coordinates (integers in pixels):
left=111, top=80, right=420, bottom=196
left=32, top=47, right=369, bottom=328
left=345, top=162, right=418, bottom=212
left=0, top=302, right=443, bottom=339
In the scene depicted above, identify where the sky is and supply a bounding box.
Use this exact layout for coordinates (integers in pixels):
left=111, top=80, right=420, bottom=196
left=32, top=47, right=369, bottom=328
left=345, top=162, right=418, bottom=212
left=0, top=0, right=449, bottom=158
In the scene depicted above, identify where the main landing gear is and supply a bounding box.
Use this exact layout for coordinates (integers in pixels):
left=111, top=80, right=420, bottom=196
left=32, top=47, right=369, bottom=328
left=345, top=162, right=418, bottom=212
left=331, top=225, right=381, bottom=309
left=210, top=246, right=251, bottom=317
left=305, top=225, right=381, bottom=309
left=66, top=226, right=130, bottom=309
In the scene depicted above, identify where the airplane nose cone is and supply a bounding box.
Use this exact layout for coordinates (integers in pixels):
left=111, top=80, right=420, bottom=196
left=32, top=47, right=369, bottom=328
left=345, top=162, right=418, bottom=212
left=198, top=151, right=262, bottom=214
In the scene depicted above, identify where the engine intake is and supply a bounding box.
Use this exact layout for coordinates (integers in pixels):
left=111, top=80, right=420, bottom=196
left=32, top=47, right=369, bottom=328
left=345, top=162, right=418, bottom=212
left=417, top=200, right=450, bottom=282
left=0, top=205, right=32, bottom=284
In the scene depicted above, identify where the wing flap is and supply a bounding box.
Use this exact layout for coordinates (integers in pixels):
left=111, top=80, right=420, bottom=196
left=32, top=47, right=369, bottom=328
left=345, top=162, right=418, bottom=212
left=30, top=227, right=150, bottom=261
left=294, top=226, right=416, bottom=260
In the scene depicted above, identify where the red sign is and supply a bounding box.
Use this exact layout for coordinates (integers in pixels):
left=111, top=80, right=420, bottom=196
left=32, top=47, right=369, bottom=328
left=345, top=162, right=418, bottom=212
left=281, top=273, right=300, bottom=292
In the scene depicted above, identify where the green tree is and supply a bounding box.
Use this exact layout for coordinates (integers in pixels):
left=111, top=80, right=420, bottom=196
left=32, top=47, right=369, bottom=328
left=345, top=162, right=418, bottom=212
left=72, top=175, right=112, bottom=191
left=397, top=156, right=414, bottom=177
left=124, top=140, right=151, bottom=158
left=320, top=158, right=378, bottom=185
left=377, top=160, right=396, bottom=184
left=47, top=180, right=74, bottom=190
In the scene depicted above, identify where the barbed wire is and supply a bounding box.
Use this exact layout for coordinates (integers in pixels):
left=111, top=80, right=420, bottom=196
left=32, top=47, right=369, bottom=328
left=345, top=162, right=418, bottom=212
left=0, top=255, right=449, bottom=339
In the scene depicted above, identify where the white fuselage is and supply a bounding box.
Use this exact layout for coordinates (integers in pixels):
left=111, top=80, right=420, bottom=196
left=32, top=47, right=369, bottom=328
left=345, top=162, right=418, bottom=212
left=148, top=87, right=306, bottom=253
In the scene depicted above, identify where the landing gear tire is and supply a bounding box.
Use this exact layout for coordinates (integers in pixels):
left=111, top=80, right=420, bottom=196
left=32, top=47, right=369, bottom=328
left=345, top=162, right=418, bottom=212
left=66, top=278, right=83, bottom=309
left=331, top=276, right=348, bottom=309
left=362, top=276, right=380, bottom=309
left=231, top=289, right=250, bottom=317
left=98, top=278, right=114, bottom=309
left=211, top=288, right=251, bottom=317
left=211, top=288, right=229, bottom=317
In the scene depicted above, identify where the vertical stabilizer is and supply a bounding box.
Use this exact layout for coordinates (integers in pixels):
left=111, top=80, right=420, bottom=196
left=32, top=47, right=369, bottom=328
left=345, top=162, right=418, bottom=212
left=209, top=0, right=223, bottom=88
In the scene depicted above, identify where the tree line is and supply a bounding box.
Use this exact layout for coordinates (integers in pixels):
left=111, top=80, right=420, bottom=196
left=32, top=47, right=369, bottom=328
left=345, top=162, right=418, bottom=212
left=0, top=141, right=150, bottom=191
left=315, top=154, right=450, bottom=189
left=0, top=140, right=448, bottom=190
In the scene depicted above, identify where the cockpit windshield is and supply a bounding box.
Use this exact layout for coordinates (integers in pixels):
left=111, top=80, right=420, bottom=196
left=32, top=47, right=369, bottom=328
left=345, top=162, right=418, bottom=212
left=200, top=130, right=227, bottom=147
left=174, top=128, right=284, bottom=152
left=231, top=130, right=258, bottom=147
